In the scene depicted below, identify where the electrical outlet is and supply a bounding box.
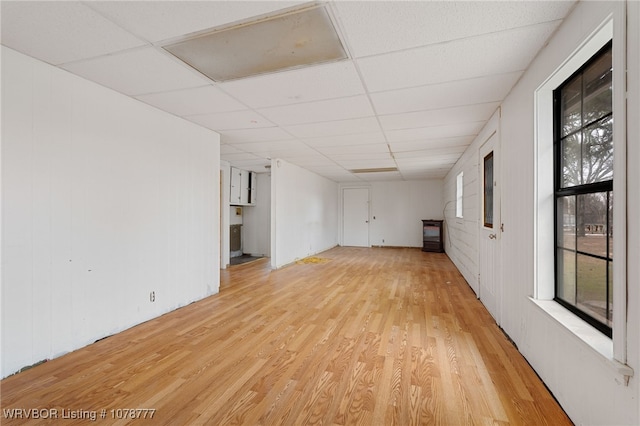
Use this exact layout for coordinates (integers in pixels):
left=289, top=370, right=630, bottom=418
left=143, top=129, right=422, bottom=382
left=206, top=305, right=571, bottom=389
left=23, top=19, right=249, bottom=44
left=150, top=291, right=155, bottom=302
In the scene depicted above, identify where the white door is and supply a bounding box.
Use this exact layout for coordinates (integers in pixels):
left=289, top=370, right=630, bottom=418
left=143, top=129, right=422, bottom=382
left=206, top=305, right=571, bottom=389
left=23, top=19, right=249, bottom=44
left=479, top=133, right=502, bottom=324
left=343, top=188, right=369, bottom=247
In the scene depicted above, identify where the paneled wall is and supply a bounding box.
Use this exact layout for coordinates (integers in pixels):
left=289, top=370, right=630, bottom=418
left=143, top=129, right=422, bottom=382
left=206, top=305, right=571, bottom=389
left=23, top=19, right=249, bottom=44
left=443, top=2, right=640, bottom=424
left=1, top=47, right=221, bottom=378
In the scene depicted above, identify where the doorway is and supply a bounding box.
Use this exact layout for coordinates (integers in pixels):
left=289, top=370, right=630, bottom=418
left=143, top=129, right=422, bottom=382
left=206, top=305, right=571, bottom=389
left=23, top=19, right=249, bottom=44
left=479, top=132, right=502, bottom=325
left=342, top=188, right=370, bottom=247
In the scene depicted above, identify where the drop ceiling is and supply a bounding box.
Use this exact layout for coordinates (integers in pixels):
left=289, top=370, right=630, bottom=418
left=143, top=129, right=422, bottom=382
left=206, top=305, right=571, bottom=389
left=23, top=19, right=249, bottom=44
left=1, top=1, right=576, bottom=182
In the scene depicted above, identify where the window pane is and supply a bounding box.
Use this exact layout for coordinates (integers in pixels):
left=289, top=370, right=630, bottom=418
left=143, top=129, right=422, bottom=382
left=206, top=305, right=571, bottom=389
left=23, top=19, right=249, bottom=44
left=483, top=152, right=493, bottom=228
left=583, top=49, right=612, bottom=123
left=561, top=133, right=581, bottom=187
left=576, top=192, right=608, bottom=257
left=561, top=74, right=582, bottom=137
left=557, top=249, right=576, bottom=304
left=557, top=196, right=576, bottom=250
left=582, top=117, right=613, bottom=184
left=576, top=253, right=608, bottom=326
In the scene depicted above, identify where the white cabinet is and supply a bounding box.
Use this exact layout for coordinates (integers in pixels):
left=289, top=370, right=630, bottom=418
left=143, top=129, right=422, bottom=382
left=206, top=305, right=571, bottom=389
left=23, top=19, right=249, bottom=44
left=230, top=167, right=256, bottom=206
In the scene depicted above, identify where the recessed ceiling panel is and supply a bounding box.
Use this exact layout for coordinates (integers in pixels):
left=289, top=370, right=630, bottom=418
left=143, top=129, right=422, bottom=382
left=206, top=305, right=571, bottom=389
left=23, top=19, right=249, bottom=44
left=163, top=5, right=348, bottom=82
left=221, top=61, right=365, bottom=108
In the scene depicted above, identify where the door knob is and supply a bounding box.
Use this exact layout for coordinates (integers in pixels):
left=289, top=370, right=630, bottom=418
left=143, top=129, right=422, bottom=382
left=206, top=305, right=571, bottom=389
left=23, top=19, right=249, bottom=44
left=489, top=234, right=496, bottom=239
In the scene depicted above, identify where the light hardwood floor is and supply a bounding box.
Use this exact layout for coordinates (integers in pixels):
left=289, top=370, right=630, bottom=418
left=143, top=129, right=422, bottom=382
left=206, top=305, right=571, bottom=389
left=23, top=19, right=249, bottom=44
left=1, top=247, right=572, bottom=425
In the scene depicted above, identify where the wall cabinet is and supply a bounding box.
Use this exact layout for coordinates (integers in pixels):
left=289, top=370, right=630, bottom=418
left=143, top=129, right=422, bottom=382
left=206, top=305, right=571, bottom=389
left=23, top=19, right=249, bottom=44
left=230, top=167, right=256, bottom=206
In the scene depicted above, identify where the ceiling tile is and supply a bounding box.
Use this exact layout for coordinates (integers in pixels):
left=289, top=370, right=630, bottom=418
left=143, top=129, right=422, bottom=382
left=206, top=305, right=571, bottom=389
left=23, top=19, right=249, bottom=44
left=1, top=2, right=145, bottom=65
left=87, top=1, right=305, bottom=43
left=220, top=61, right=365, bottom=108
left=370, top=72, right=522, bottom=116
left=335, top=158, right=396, bottom=169
left=389, top=137, right=474, bottom=153
left=187, top=110, right=274, bottom=131
left=257, top=95, right=374, bottom=126
left=314, top=143, right=389, bottom=156
left=333, top=1, right=574, bottom=58
left=379, top=102, right=500, bottom=131
left=220, top=127, right=295, bottom=144
left=355, top=172, right=403, bottom=182
left=136, top=85, right=246, bottom=117
left=393, top=146, right=467, bottom=159
left=303, top=132, right=387, bottom=147
left=357, top=21, right=560, bottom=92
left=385, top=122, right=484, bottom=143
left=285, top=117, right=381, bottom=138
left=61, top=47, right=208, bottom=96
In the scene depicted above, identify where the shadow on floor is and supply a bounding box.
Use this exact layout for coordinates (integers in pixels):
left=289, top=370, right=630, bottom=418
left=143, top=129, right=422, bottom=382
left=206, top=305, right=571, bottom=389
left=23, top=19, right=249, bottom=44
left=230, top=254, right=264, bottom=266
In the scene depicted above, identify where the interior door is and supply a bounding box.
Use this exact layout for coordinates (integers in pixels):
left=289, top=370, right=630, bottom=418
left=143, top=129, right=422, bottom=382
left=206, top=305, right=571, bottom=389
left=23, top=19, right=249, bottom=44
left=343, top=188, right=369, bottom=247
left=479, top=132, right=502, bottom=324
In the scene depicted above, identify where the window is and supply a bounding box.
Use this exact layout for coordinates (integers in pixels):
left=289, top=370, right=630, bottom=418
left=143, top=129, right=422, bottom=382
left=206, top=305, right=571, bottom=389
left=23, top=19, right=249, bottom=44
left=553, top=42, right=613, bottom=337
left=456, top=172, right=464, bottom=218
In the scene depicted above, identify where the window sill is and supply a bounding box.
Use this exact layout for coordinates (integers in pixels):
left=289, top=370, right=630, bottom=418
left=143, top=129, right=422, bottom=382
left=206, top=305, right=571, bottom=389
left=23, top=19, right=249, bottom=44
left=529, top=298, right=634, bottom=385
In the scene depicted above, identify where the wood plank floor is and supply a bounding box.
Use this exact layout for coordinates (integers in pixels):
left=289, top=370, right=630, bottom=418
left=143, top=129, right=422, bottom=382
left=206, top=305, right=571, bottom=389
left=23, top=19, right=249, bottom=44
left=1, top=247, right=572, bottom=425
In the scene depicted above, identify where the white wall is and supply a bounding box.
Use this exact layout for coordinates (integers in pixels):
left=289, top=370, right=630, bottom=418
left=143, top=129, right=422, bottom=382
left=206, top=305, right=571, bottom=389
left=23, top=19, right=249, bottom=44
left=271, top=159, right=338, bottom=268
left=243, top=173, right=271, bottom=257
left=443, top=2, right=639, bottom=424
left=1, top=47, right=221, bottom=378
left=341, top=180, right=444, bottom=248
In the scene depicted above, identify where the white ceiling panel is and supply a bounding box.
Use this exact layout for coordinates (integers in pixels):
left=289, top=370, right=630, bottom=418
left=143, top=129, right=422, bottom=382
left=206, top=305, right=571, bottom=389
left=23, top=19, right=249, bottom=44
left=231, top=140, right=312, bottom=154
left=187, top=110, right=275, bottom=131
left=257, top=95, right=374, bottom=126
left=61, top=47, right=208, bottom=95
left=370, top=72, right=522, bottom=116
left=285, top=117, right=381, bottom=138
left=357, top=21, right=560, bottom=93
left=335, top=158, right=396, bottom=169
left=220, top=128, right=295, bottom=144
left=390, top=137, right=474, bottom=153
left=356, top=172, right=403, bottom=182
left=314, top=143, right=390, bottom=156
left=136, top=85, right=246, bottom=117
left=386, top=122, right=484, bottom=143
left=87, top=1, right=305, bottom=43
left=393, top=147, right=468, bottom=159
left=0, top=2, right=145, bottom=65
left=333, top=1, right=574, bottom=58
left=220, top=61, right=365, bottom=108
left=379, top=102, right=500, bottom=131
left=303, top=132, right=387, bottom=147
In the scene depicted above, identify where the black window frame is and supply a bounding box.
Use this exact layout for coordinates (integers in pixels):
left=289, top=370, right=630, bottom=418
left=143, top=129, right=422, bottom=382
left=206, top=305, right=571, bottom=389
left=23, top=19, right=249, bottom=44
left=553, top=41, right=613, bottom=338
